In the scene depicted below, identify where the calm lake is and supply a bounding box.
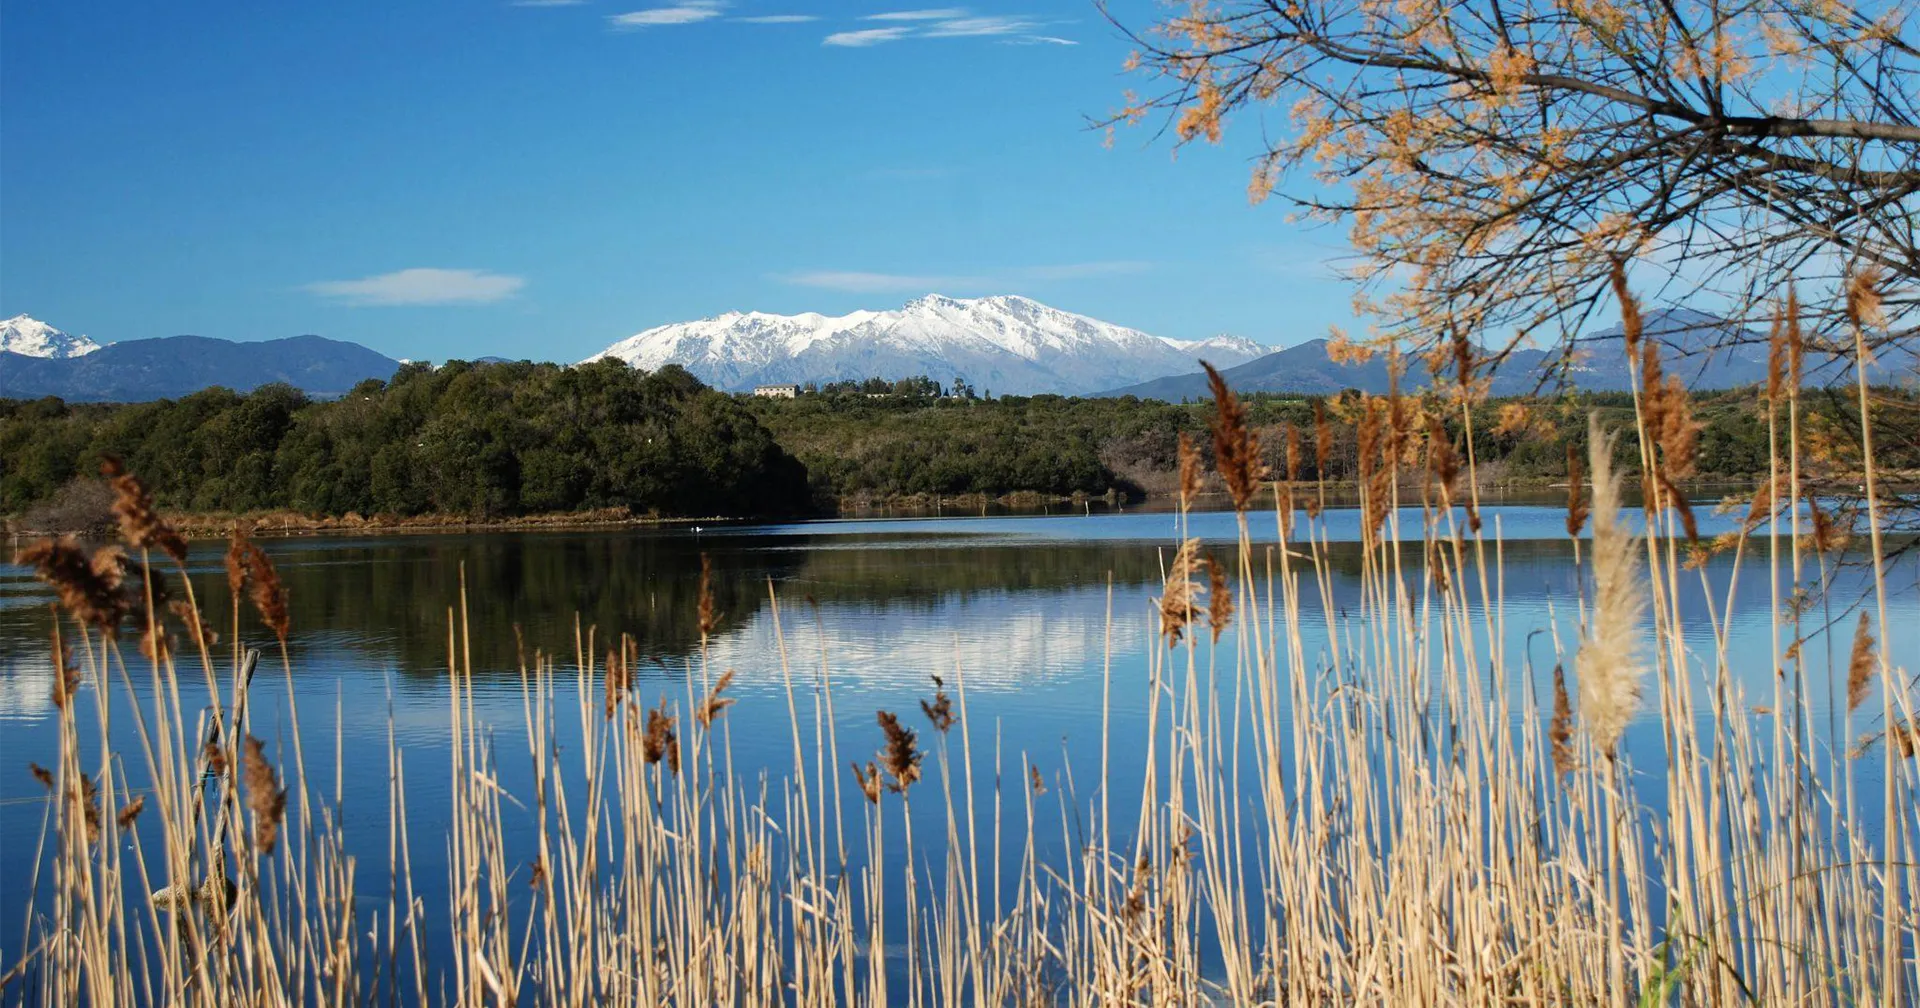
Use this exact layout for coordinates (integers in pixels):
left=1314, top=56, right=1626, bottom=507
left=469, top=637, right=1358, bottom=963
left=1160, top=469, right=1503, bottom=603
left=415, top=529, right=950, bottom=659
left=3, top=503, right=1914, bottom=978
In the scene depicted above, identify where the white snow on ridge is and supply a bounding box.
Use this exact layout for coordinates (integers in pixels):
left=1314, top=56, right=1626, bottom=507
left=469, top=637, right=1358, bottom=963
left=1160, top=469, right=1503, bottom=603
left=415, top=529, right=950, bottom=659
left=0, top=315, right=102, bottom=359
left=583, top=294, right=1265, bottom=395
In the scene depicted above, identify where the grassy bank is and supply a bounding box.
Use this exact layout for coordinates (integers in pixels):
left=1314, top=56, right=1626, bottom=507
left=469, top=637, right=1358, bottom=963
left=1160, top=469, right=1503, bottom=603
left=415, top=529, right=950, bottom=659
left=5, top=302, right=1917, bottom=1005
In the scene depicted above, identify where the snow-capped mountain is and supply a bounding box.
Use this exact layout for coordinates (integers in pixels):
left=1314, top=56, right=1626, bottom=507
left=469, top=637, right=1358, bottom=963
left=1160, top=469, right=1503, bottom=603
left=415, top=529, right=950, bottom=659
left=583, top=295, right=1266, bottom=396
left=0, top=315, right=101, bottom=359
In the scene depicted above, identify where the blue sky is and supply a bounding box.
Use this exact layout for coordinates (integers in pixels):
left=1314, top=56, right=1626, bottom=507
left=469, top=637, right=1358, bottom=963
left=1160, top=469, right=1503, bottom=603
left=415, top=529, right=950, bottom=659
left=1, top=1, right=1359, bottom=362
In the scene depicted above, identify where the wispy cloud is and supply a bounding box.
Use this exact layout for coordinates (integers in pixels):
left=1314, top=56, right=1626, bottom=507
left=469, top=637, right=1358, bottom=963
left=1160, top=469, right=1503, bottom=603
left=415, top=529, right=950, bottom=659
left=782, top=262, right=1151, bottom=292
left=608, top=1, right=726, bottom=29
left=734, top=13, right=817, bottom=22
left=920, top=14, right=1035, bottom=36
left=823, top=26, right=911, bottom=46
left=306, top=269, right=526, bottom=307
left=827, top=9, right=1069, bottom=46
left=864, top=8, right=966, bottom=20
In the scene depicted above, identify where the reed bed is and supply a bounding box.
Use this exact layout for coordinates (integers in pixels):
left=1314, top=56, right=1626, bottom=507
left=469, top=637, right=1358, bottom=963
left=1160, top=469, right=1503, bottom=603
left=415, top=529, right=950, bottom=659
left=4, top=287, right=1917, bottom=1006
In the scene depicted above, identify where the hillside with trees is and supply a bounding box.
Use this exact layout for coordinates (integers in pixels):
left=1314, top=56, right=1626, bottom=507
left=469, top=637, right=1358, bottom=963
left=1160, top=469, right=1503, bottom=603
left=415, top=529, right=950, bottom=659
left=0, top=360, right=811, bottom=525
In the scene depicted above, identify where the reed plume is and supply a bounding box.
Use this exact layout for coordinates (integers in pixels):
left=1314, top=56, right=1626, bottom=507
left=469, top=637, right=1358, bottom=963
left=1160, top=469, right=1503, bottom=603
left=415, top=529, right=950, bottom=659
left=226, top=524, right=290, bottom=643
left=1425, top=414, right=1459, bottom=494
left=99, top=457, right=188, bottom=565
left=1609, top=258, right=1642, bottom=362
left=1565, top=444, right=1587, bottom=538
left=875, top=711, right=923, bottom=794
left=15, top=537, right=129, bottom=636
left=697, top=553, right=717, bottom=637
left=643, top=700, right=680, bottom=774
left=1313, top=400, right=1332, bottom=474
left=850, top=761, right=882, bottom=805
left=604, top=648, right=630, bottom=720
left=29, top=762, right=54, bottom=790
left=696, top=669, right=736, bottom=727
left=1176, top=432, right=1202, bottom=509
left=1575, top=413, right=1646, bottom=760
left=1766, top=313, right=1786, bottom=404
left=1845, top=610, right=1875, bottom=715
left=1807, top=497, right=1849, bottom=554
left=75, top=774, right=102, bottom=847
left=1845, top=267, right=1886, bottom=330
left=242, top=735, right=286, bottom=855
left=1028, top=764, right=1046, bottom=796
left=1450, top=327, right=1474, bottom=389
left=1157, top=538, right=1203, bottom=647
left=116, top=795, right=146, bottom=830
left=1203, top=362, right=1264, bottom=512
left=1205, top=553, right=1233, bottom=643
left=1785, top=287, right=1804, bottom=387
left=920, top=675, right=955, bottom=733
left=1283, top=423, right=1301, bottom=482
left=1549, top=662, right=1575, bottom=776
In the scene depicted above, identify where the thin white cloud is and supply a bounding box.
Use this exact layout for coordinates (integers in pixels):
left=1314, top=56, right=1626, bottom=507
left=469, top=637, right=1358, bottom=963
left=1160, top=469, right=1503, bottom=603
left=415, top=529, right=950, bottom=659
left=609, top=1, right=726, bottom=28
left=782, top=262, right=1153, bottom=292
left=823, top=26, right=910, bottom=45
left=734, top=13, right=817, bottom=21
left=921, top=14, right=1036, bottom=36
left=783, top=270, right=985, bottom=292
left=864, top=8, right=965, bottom=20
left=306, top=269, right=526, bottom=307
left=1004, top=33, right=1075, bottom=45
left=1022, top=261, right=1151, bottom=280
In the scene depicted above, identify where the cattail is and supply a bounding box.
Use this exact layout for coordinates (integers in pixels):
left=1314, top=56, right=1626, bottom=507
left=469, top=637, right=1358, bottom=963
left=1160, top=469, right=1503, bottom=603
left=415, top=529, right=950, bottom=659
left=1576, top=413, right=1646, bottom=760
left=117, top=795, right=146, bottom=830
left=696, top=668, right=736, bottom=727
left=643, top=700, right=679, bottom=774
left=920, top=675, right=955, bottom=733
left=1609, top=258, right=1642, bottom=362
left=1203, top=361, right=1265, bottom=511
left=242, top=735, right=287, bottom=855
left=1313, top=400, right=1332, bottom=475
left=99, top=457, right=188, bottom=565
left=1028, top=764, right=1046, bottom=796
left=697, top=553, right=718, bottom=637
left=1176, top=432, right=1202, bottom=509
left=1565, top=444, right=1587, bottom=538
left=15, top=537, right=128, bottom=636
left=1845, top=610, right=1875, bottom=714
left=1206, top=553, right=1233, bottom=642
left=1549, top=663, right=1575, bottom=776
left=29, top=762, right=54, bottom=790
left=1283, top=423, right=1301, bottom=482
left=1157, top=538, right=1203, bottom=647
left=875, top=710, right=922, bottom=794
left=850, top=761, right=882, bottom=804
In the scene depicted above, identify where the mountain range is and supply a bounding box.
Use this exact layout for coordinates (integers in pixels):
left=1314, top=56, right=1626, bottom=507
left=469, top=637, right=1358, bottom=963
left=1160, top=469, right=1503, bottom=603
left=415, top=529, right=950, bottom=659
left=583, top=294, right=1267, bottom=396
left=0, top=321, right=401, bottom=402
left=1105, top=307, right=1919, bottom=400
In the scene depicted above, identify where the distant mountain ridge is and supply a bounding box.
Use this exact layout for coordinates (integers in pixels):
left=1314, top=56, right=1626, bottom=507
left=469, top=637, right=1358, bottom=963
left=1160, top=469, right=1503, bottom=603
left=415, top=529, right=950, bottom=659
left=584, top=294, right=1267, bottom=396
left=0, top=315, right=101, bottom=359
left=1, top=330, right=401, bottom=402
left=1104, top=308, right=1919, bottom=400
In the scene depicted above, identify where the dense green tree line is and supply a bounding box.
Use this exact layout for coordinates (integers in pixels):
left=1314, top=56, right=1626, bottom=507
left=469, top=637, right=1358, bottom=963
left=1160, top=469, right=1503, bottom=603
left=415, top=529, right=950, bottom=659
left=748, top=385, right=1919, bottom=500
left=0, top=361, right=811, bottom=521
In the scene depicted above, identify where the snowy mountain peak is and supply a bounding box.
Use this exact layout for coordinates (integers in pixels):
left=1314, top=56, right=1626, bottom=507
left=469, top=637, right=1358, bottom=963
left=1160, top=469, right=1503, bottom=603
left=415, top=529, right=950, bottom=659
left=0, top=315, right=102, bottom=359
left=583, top=295, right=1267, bottom=396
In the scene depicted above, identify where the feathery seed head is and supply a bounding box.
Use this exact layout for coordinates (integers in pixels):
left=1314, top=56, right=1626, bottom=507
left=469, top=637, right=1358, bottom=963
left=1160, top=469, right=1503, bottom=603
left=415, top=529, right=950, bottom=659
left=1203, top=361, right=1265, bottom=511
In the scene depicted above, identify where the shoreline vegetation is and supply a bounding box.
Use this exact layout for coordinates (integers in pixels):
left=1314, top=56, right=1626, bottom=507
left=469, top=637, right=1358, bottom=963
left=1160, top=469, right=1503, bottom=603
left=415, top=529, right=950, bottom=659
left=5, top=281, right=1917, bottom=1005
left=4, top=363, right=1915, bottom=533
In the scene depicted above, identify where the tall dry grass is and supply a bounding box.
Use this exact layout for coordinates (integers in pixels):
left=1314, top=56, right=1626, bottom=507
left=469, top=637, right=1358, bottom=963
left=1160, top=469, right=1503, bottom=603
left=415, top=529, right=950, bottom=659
left=4, top=294, right=1917, bottom=1005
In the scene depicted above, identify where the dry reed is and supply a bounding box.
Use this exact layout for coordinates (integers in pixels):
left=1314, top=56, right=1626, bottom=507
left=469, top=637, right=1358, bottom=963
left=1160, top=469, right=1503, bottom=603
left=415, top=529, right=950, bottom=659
left=1575, top=413, right=1646, bottom=759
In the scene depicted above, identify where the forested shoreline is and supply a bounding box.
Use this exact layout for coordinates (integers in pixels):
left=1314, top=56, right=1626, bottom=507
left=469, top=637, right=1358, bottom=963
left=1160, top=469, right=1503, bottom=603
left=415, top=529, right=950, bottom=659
left=3, top=360, right=1916, bottom=530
